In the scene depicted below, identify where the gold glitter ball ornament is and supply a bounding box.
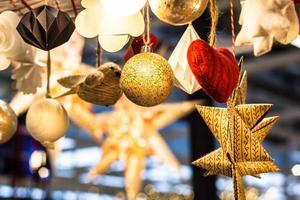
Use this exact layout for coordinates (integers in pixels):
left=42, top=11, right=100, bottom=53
left=149, top=0, right=208, bottom=26
left=0, top=100, right=17, bottom=144
left=120, top=52, right=174, bottom=107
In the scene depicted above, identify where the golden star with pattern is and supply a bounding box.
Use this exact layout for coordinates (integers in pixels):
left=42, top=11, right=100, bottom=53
left=193, top=60, right=280, bottom=200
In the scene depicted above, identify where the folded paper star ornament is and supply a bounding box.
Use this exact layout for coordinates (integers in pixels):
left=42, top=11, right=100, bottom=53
left=193, top=61, right=279, bottom=200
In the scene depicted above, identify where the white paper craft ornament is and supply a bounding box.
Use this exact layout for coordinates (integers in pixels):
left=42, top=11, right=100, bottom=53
left=169, top=25, right=201, bottom=94
left=0, top=11, right=36, bottom=70
left=75, top=0, right=145, bottom=52
left=236, top=0, right=299, bottom=56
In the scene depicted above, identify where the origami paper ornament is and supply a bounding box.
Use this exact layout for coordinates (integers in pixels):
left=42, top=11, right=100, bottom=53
left=0, top=11, right=36, bottom=70
left=121, top=52, right=174, bottom=107
left=0, top=100, right=17, bottom=144
left=187, top=39, right=239, bottom=103
left=124, top=33, right=159, bottom=61
left=26, top=99, right=69, bottom=149
left=100, top=0, right=147, bottom=16
left=193, top=64, right=280, bottom=200
left=236, top=0, right=299, bottom=56
left=75, top=0, right=145, bottom=52
left=89, top=96, right=199, bottom=200
left=57, top=62, right=123, bottom=106
left=149, top=0, right=208, bottom=26
left=169, top=25, right=201, bottom=94
left=17, top=5, right=75, bottom=51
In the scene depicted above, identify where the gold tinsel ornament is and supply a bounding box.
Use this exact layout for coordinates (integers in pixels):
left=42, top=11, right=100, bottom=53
left=121, top=52, right=174, bottom=107
left=193, top=60, right=280, bottom=200
left=0, top=100, right=17, bottom=144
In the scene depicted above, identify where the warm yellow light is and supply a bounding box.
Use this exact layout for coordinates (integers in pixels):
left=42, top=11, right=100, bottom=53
left=38, top=167, right=50, bottom=179
left=291, top=164, right=300, bottom=176
left=29, top=150, right=46, bottom=170
left=100, top=0, right=146, bottom=16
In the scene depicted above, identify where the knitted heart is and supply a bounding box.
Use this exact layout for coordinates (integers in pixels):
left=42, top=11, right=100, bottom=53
left=187, top=39, right=239, bottom=103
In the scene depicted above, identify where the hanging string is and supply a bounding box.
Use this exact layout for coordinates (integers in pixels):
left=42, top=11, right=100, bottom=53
left=142, top=2, right=151, bottom=46
left=54, top=0, right=61, bottom=9
left=230, top=0, right=236, bottom=54
left=46, top=51, right=52, bottom=98
left=209, top=0, right=219, bottom=47
left=96, top=39, right=102, bottom=67
left=70, top=0, right=78, bottom=16
left=10, top=0, right=23, bottom=15
left=21, top=0, right=32, bottom=10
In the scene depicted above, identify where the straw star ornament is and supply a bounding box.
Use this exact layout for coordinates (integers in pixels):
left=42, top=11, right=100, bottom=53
left=193, top=60, right=279, bottom=200
left=89, top=96, right=200, bottom=200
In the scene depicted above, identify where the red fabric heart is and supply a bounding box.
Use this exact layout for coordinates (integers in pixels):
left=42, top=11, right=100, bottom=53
left=187, top=39, right=239, bottom=103
left=124, top=33, right=158, bottom=61
left=294, top=0, right=300, bottom=4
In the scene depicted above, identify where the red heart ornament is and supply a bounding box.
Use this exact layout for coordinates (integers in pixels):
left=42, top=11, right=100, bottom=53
left=294, top=0, right=300, bottom=4
left=187, top=39, right=239, bottom=103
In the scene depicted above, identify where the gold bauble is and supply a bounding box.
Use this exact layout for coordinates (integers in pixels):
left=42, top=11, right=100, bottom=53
left=120, top=52, right=174, bottom=107
left=0, top=100, right=17, bottom=144
left=149, top=0, right=208, bottom=26
left=26, top=99, right=69, bottom=148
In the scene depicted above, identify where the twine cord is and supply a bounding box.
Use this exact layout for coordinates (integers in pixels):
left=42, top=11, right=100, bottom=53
left=70, top=0, right=78, bottom=16
left=54, top=0, right=60, bottom=9
left=143, top=2, right=151, bottom=46
left=46, top=51, right=52, bottom=98
left=21, top=0, right=32, bottom=10
left=230, top=0, right=236, bottom=54
left=209, top=0, right=219, bottom=47
left=96, top=40, right=102, bottom=67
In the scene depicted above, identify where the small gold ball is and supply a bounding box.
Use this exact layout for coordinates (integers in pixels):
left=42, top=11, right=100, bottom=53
left=149, top=0, right=208, bottom=26
left=121, top=52, right=174, bottom=107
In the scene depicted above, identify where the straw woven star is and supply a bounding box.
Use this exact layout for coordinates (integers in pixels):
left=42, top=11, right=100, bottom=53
left=89, top=96, right=200, bottom=200
left=193, top=59, right=280, bottom=200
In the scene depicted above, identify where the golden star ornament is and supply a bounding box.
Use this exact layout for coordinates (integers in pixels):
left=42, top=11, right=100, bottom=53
left=89, top=96, right=201, bottom=200
left=193, top=59, right=280, bottom=200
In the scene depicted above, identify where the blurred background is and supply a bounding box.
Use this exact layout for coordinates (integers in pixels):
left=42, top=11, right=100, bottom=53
left=0, top=0, right=299, bottom=199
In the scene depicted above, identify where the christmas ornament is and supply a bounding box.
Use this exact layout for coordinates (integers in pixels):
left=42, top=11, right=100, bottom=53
left=74, top=0, right=103, bottom=38
left=57, top=62, right=123, bottom=106
left=169, top=25, right=201, bottom=94
left=124, top=33, right=159, bottom=61
left=0, top=100, right=17, bottom=144
left=9, top=34, right=105, bottom=144
left=17, top=5, right=75, bottom=51
left=26, top=99, right=69, bottom=149
left=0, top=11, right=36, bottom=70
left=11, top=62, right=44, bottom=94
left=187, top=39, right=239, bottom=103
left=121, top=52, right=174, bottom=107
left=193, top=66, right=280, bottom=200
left=149, top=0, right=208, bottom=25
left=236, top=0, right=299, bottom=56
left=75, top=0, right=144, bottom=52
left=100, top=0, right=147, bottom=16
left=89, top=96, right=200, bottom=200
